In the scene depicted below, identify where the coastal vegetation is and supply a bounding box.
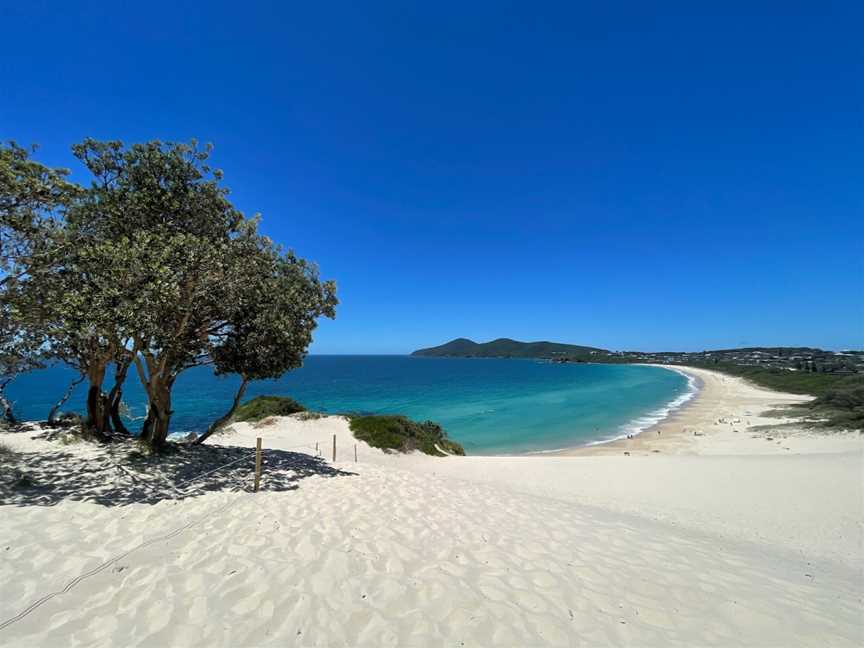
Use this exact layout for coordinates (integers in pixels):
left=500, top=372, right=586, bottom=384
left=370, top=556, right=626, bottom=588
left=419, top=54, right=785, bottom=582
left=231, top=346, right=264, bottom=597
left=679, top=362, right=863, bottom=396
left=348, top=415, right=465, bottom=456
left=657, top=362, right=864, bottom=428
left=804, top=387, right=864, bottom=428
left=0, top=140, right=337, bottom=451
left=689, top=364, right=864, bottom=428
left=232, top=395, right=307, bottom=423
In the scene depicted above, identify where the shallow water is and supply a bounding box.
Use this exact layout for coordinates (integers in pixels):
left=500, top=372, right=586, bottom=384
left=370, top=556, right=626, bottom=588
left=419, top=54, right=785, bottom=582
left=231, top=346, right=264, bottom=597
left=7, top=356, right=692, bottom=454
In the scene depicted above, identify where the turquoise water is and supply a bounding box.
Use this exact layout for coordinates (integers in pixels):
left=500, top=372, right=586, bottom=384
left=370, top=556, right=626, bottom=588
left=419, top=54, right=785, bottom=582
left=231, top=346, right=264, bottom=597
left=7, top=356, right=693, bottom=454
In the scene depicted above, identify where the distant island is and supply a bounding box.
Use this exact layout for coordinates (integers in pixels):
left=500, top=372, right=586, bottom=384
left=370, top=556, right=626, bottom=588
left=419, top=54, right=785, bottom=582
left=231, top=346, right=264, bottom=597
left=411, top=338, right=605, bottom=359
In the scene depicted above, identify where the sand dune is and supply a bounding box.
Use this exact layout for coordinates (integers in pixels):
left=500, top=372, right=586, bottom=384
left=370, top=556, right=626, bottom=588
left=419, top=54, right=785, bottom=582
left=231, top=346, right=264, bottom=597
left=1, top=367, right=862, bottom=646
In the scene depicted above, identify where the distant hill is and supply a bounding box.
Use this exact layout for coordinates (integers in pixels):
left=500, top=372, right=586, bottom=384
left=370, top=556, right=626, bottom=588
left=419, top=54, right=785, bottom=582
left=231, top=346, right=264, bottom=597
left=410, top=339, right=864, bottom=427
left=411, top=338, right=607, bottom=359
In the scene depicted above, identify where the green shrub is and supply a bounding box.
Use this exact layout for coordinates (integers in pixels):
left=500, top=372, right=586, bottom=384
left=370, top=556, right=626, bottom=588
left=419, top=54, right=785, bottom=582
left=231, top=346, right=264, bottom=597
left=692, top=363, right=864, bottom=397
left=348, top=415, right=465, bottom=456
left=233, top=395, right=306, bottom=423
left=688, top=363, right=864, bottom=430
left=805, top=387, right=864, bottom=429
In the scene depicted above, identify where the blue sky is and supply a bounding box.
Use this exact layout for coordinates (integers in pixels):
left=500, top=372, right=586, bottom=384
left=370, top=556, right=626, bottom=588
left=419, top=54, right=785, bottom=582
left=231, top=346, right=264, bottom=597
left=2, top=1, right=862, bottom=353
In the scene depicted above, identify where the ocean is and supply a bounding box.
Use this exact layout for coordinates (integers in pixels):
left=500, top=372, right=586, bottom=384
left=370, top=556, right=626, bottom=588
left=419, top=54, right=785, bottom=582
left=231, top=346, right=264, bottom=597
left=7, top=356, right=695, bottom=454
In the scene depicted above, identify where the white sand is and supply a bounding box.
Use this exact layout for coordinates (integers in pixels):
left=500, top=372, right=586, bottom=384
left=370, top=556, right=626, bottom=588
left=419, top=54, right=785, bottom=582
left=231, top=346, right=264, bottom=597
left=1, top=366, right=862, bottom=646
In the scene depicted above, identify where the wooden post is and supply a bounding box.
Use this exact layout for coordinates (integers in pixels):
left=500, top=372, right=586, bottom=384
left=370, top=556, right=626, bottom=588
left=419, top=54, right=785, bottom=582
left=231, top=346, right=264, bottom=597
left=254, top=437, right=262, bottom=492
left=354, top=444, right=357, bottom=462
left=332, top=434, right=336, bottom=462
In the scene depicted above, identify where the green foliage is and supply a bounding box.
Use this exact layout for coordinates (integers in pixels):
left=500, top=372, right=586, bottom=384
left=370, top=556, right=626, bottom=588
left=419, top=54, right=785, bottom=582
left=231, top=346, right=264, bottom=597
left=1, top=142, right=81, bottom=422
left=1, top=139, right=336, bottom=448
left=0, top=141, right=80, bottom=271
left=687, top=362, right=863, bottom=396
left=348, top=415, right=465, bottom=456
left=412, top=338, right=603, bottom=359
left=66, top=140, right=339, bottom=449
left=233, top=395, right=307, bottom=422
left=681, top=363, right=864, bottom=429
left=210, top=241, right=337, bottom=383
left=799, top=386, right=864, bottom=429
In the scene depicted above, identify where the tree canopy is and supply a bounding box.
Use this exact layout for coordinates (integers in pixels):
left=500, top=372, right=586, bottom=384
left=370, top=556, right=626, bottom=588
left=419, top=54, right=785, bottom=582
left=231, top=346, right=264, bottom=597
left=0, top=139, right=337, bottom=449
left=0, top=142, right=80, bottom=423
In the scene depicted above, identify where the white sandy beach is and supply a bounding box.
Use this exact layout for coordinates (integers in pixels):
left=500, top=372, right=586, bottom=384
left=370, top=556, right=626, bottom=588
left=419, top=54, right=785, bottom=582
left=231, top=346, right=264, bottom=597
left=0, top=366, right=862, bottom=647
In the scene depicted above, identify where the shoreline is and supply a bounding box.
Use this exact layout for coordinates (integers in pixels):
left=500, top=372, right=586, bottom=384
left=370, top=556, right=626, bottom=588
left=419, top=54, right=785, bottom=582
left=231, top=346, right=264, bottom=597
left=552, top=364, right=856, bottom=456
left=513, top=364, right=706, bottom=457
left=5, top=363, right=849, bottom=459
left=578, top=364, right=703, bottom=449
left=1, top=372, right=862, bottom=645
left=451, top=362, right=706, bottom=458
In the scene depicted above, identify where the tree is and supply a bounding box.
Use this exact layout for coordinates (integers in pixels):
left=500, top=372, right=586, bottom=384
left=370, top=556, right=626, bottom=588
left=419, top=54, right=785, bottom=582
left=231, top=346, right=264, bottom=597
left=34, top=138, right=244, bottom=445
left=3, top=138, right=337, bottom=449
left=0, top=142, right=80, bottom=423
left=194, top=235, right=337, bottom=444
left=18, top=216, right=137, bottom=438
left=1, top=142, right=78, bottom=282
left=61, top=139, right=336, bottom=451
left=34, top=253, right=112, bottom=435
left=0, top=300, right=43, bottom=423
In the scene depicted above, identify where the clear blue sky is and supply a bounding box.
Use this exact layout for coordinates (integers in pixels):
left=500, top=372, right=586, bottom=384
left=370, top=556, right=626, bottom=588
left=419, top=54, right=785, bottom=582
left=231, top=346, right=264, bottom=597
left=2, top=1, right=861, bottom=353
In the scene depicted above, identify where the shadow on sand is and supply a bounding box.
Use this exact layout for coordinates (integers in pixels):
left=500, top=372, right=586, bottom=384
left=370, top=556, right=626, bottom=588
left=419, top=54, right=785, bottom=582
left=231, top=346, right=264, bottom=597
left=0, top=427, right=355, bottom=507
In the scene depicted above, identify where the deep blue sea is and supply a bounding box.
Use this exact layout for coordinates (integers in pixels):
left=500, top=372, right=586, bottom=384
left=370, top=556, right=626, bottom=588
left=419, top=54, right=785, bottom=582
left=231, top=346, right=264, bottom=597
left=7, top=356, right=694, bottom=454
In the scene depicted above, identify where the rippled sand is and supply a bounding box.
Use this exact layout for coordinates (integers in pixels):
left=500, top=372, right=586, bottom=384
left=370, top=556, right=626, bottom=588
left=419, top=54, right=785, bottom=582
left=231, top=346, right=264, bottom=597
left=1, top=369, right=861, bottom=646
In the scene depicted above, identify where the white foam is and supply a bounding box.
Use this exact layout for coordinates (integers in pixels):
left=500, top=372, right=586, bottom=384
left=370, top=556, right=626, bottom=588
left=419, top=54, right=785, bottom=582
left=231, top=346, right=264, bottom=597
left=522, top=446, right=571, bottom=455
left=584, top=368, right=701, bottom=447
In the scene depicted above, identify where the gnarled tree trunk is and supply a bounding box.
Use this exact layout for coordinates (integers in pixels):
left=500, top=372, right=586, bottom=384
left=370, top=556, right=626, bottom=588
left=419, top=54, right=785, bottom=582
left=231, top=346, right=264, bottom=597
left=195, top=375, right=249, bottom=445
left=140, top=375, right=174, bottom=452
left=85, top=362, right=111, bottom=440
left=48, top=374, right=85, bottom=425
left=107, top=360, right=132, bottom=436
